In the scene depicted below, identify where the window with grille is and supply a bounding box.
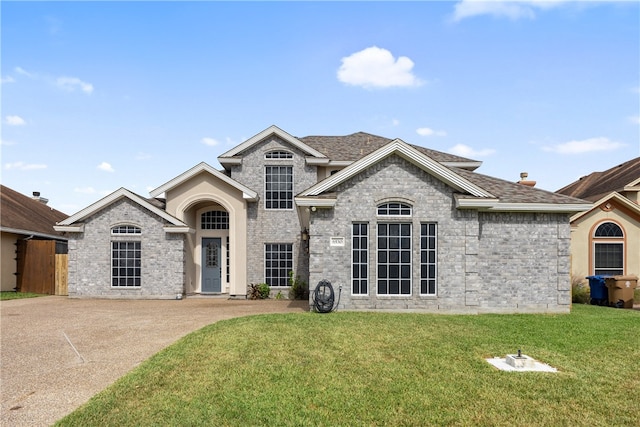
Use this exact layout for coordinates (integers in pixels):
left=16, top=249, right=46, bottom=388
left=377, top=223, right=411, bottom=295
left=593, top=222, right=624, bottom=276
left=420, top=223, right=437, bottom=295
left=265, top=243, right=293, bottom=286
left=201, top=211, right=229, bottom=229
left=265, top=166, right=293, bottom=209
left=265, top=150, right=293, bottom=159
left=111, top=241, right=141, bottom=287
left=111, top=225, right=141, bottom=234
left=352, top=223, right=368, bottom=295
left=377, top=202, right=412, bottom=216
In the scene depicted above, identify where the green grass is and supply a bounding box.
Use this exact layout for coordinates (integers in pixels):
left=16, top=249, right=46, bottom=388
left=0, top=291, right=46, bottom=300
left=57, top=305, right=640, bottom=426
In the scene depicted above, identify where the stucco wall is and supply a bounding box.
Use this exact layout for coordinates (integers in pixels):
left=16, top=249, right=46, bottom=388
left=308, top=155, right=572, bottom=313
left=570, top=202, right=640, bottom=282
left=1, top=233, right=18, bottom=291
left=230, top=136, right=316, bottom=288
left=67, top=199, right=184, bottom=298
left=164, top=171, right=249, bottom=296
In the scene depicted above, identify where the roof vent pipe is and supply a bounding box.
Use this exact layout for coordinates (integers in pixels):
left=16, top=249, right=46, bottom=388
left=32, top=191, right=49, bottom=204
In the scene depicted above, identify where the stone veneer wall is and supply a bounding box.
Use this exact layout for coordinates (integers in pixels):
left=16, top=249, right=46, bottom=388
left=229, top=136, right=316, bottom=287
left=308, top=155, right=571, bottom=313
left=67, top=199, right=185, bottom=298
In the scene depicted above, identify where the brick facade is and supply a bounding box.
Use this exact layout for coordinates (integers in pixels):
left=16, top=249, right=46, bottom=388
left=67, top=199, right=184, bottom=299
left=308, top=156, right=571, bottom=313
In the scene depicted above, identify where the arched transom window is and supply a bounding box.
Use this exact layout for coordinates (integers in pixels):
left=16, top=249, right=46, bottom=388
left=593, top=221, right=624, bottom=276
left=265, top=150, right=293, bottom=159
left=377, top=202, right=412, bottom=216
left=201, top=211, right=229, bottom=230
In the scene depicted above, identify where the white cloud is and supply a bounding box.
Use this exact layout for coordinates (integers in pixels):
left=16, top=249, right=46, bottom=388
left=56, top=76, right=94, bottom=94
left=5, top=115, right=26, bottom=126
left=448, top=144, right=495, bottom=157
left=392, top=119, right=400, bottom=126
left=74, top=186, right=97, bottom=194
left=337, top=46, right=424, bottom=89
left=4, top=161, right=47, bottom=170
left=629, top=116, right=640, bottom=125
left=201, top=137, right=219, bottom=146
left=542, top=137, right=626, bottom=154
left=417, top=127, right=447, bottom=137
left=451, top=0, right=567, bottom=22
left=136, top=152, right=151, bottom=160
left=1, top=75, right=15, bottom=84
left=15, top=66, right=35, bottom=78
left=97, top=162, right=114, bottom=172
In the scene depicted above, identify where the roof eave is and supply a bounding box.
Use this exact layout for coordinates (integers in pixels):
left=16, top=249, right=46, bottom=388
left=456, top=199, right=593, bottom=212
left=2, top=226, right=69, bottom=240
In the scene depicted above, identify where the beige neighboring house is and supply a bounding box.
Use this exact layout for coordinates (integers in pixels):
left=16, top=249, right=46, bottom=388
left=1, top=186, right=68, bottom=293
left=557, top=157, right=640, bottom=282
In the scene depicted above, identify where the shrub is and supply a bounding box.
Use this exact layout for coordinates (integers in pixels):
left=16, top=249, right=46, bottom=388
left=571, top=275, right=590, bottom=304
left=248, top=283, right=270, bottom=300
left=288, top=271, right=307, bottom=300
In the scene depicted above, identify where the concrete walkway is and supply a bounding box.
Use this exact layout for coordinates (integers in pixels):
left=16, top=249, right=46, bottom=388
left=1, top=296, right=309, bottom=426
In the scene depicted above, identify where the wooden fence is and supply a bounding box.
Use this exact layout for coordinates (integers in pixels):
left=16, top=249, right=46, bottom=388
left=16, top=240, right=68, bottom=295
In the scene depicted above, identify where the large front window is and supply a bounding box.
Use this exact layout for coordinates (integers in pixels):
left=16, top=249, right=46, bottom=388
left=265, top=243, right=293, bottom=286
left=377, top=223, right=411, bottom=295
left=112, top=241, right=141, bottom=287
left=593, top=222, right=624, bottom=276
left=265, top=166, right=293, bottom=209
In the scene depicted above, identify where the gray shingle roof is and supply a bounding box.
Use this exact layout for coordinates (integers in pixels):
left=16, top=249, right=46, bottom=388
left=452, top=168, right=590, bottom=204
left=299, top=132, right=477, bottom=164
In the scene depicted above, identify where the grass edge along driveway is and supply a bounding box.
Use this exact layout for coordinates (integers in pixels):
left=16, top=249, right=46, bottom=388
left=57, top=305, right=640, bottom=426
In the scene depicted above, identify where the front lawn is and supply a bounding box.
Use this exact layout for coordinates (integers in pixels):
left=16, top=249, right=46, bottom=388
left=57, top=305, right=640, bottom=426
left=0, top=291, right=46, bottom=300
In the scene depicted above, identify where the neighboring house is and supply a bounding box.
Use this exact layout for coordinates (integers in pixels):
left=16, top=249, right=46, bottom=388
left=1, top=185, right=68, bottom=294
left=557, top=157, right=640, bottom=282
left=56, top=125, right=591, bottom=313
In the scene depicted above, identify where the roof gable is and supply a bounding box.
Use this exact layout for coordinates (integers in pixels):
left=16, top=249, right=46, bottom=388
left=298, top=139, right=494, bottom=198
left=0, top=185, right=68, bottom=239
left=218, top=125, right=327, bottom=163
left=149, top=162, right=258, bottom=201
left=56, top=188, right=186, bottom=230
left=569, top=191, right=640, bottom=223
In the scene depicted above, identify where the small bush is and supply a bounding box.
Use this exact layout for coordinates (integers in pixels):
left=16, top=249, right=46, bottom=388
left=288, top=271, right=307, bottom=300
left=571, top=275, right=590, bottom=304
left=248, top=283, right=270, bottom=300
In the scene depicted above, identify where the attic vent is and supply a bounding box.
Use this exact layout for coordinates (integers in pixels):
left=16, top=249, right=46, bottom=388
left=32, top=191, right=49, bottom=204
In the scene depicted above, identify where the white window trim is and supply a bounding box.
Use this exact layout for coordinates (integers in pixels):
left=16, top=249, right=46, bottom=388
left=264, top=243, right=294, bottom=287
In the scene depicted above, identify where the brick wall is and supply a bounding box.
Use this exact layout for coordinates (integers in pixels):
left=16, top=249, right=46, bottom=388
left=230, top=136, right=315, bottom=287
left=67, top=199, right=185, bottom=299
left=308, top=155, right=571, bottom=313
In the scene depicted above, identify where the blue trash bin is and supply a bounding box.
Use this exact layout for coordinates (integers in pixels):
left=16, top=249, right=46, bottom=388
left=586, top=275, right=609, bottom=306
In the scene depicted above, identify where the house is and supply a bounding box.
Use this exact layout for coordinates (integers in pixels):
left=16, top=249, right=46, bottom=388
left=55, top=125, right=591, bottom=313
left=556, top=157, right=640, bottom=282
left=1, top=185, right=68, bottom=294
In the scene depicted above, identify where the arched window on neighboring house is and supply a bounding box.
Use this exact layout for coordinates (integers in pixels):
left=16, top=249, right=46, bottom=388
left=592, top=221, right=624, bottom=276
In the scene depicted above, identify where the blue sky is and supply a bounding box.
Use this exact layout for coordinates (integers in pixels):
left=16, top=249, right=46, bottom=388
left=2, top=1, right=638, bottom=213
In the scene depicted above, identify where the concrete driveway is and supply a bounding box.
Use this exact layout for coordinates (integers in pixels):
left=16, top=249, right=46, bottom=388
left=1, top=296, right=309, bottom=426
